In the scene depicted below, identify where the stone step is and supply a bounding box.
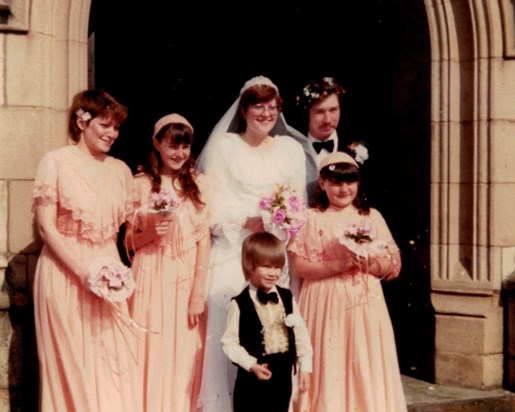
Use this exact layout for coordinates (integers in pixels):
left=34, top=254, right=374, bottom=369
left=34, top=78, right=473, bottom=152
left=404, top=375, right=515, bottom=412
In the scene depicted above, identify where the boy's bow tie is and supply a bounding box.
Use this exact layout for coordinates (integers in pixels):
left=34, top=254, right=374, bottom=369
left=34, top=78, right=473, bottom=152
left=257, top=290, right=279, bottom=304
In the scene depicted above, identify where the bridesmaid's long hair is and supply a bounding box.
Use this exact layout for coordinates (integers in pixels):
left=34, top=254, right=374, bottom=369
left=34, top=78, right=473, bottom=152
left=140, top=122, right=205, bottom=210
left=311, top=162, right=369, bottom=215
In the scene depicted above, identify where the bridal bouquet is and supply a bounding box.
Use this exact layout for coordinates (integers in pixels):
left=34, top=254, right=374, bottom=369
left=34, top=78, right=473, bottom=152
left=87, top=256, right=136, bottom=302
left=339, top=220, right=387, bottom=258
left=259, top=184, right=306, bottom=241
left=146, top=189, right=181, bottom=214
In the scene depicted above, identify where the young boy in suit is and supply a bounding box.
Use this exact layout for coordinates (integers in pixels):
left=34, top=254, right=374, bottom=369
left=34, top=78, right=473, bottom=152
left=221, top=232, right=313, bottom=412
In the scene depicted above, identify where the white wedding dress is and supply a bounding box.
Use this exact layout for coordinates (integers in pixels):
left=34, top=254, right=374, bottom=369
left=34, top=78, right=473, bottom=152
left=197, top=132, right=306, bottom=412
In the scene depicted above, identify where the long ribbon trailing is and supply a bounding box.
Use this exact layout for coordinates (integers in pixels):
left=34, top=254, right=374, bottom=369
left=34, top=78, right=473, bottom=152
left=107, top=300, right=159, bottom=335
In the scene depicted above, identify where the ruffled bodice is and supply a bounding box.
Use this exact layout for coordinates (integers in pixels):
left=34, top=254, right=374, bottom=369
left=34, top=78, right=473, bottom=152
left=32, top=145, right=135, bottom=244
left=201, top=132, right=306, bottom=242
left=129, top=173, right=210, bottom=259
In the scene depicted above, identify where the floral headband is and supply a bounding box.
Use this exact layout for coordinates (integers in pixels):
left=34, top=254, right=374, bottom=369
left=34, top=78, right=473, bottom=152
left=296, top=76, right=345, bottom=112
left=318, top=144, right=369, bottom=171
left=153, top=113, right=194, bottom=140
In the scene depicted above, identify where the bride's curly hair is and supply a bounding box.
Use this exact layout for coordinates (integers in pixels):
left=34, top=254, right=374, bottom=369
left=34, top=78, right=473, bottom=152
left=141, top=122, right=205, bottom=211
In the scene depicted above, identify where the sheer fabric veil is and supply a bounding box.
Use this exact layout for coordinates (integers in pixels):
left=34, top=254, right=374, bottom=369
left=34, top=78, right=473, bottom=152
left=196, top=75, right=305, bottom=173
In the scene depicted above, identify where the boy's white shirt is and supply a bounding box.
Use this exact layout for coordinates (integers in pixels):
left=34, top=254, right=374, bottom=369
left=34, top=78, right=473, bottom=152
left=221, top=283, right=313, bottom=373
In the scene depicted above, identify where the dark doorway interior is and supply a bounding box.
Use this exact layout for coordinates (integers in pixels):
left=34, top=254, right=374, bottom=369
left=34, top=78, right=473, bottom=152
left=89, top=0, right=435, bottom=382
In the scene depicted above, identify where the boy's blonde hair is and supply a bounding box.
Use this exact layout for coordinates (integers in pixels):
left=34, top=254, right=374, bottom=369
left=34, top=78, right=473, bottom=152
left=241, top=232, right=286, bottom=280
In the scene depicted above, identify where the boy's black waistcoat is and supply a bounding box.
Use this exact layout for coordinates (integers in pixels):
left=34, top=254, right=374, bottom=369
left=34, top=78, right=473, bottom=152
left=234, top=285, right=296, bottom=365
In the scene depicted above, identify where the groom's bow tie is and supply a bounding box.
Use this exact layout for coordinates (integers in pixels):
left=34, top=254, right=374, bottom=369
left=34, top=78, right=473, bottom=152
left=312, top=139, right=334, bottom=154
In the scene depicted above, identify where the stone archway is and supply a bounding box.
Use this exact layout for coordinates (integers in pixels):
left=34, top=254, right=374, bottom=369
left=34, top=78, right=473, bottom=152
left=89, top=0, right=436, bottom=382
left=88, top=0, right=514, bottom=392
left=425, top=0, right=511, bottom=388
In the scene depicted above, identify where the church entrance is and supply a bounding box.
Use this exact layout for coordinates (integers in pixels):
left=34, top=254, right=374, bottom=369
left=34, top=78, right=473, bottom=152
left=89, top=0, right=434, bottom=382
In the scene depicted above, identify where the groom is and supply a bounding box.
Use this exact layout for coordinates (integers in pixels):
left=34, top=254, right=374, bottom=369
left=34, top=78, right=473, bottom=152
left=291, top=76, right=350, bottom=202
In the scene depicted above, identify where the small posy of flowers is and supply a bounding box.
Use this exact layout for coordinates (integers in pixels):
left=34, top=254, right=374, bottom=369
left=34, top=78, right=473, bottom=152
left=339, top=220, right=387, bottom=258
left=87, top=256, right=135, bottom=302
left=343, top=221, right=373, bottom=244
left=259, top=184, right=306, bottom=239
left=283, top=313, right=303, bottom=328
left=76, top=108, right=92, bottom=122
left=147, top=189, right=181, bottom=213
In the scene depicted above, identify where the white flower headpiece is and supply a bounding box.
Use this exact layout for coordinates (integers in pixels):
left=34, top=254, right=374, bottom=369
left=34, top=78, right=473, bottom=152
left=76, top=108, right=92, bottom=122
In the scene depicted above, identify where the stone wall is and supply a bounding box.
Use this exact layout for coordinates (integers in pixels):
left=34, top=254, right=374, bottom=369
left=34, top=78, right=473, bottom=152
left=0, top=1, right=91, bottom=409
left=0, top=0, right=514, bottom=410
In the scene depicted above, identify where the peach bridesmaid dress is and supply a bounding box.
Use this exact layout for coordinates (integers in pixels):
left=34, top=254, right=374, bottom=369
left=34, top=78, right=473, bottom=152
left=128, top=173, right=210, bottom=412
left=288, top=207, right=407, bottom=412
left=32, top=145, right=139, bottom=412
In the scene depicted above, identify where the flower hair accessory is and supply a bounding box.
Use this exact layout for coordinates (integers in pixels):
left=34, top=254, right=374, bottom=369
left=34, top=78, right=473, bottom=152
left=76, top=108, right=92, bottom=122
left=296, top=76, right=345, bottom=112
left=348, top=142, right=369, bottom=165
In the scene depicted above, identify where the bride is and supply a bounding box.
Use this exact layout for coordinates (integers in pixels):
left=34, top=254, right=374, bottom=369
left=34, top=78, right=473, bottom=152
left=196, top=75, right=306, bottom=411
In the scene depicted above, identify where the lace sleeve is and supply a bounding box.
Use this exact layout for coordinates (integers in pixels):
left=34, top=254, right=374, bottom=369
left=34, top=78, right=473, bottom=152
left=32, top=152, right=58, bottom=211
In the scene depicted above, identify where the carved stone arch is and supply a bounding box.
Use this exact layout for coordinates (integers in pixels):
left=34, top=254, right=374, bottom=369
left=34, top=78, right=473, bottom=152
left=426, top=0, right=502, bottom=291
left=425, top=0, right=507, bottom=388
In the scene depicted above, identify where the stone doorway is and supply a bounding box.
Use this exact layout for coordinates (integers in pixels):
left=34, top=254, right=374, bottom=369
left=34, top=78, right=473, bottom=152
left=89, top=0, right=434, bottom=381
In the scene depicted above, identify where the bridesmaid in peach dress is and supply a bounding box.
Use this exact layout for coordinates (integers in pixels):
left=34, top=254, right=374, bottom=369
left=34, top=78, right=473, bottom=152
left=126, top=114, right=211, bottom=412
left=32, top=90, right=139, bottom=411
left=288, top=151, right=407, bottom=412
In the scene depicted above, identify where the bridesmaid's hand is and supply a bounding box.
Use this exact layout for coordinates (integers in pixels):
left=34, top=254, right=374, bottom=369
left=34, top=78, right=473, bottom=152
left=243, top=216, right=265, bottom=233
left=188, top=294, right=205, bottom=328
left=152, top=212, right=173, bottom=237
left=331, top=244, right=355, bottom=273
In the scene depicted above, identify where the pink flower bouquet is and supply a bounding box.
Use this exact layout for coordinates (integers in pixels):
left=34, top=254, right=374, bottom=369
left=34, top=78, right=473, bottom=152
left=87, top=256, right=136, bottom=302
left=339, top=220, right=387, bottom=258
left=259, top=184, right=306, bottom=241
left=146, top=189, right=181, bottom=214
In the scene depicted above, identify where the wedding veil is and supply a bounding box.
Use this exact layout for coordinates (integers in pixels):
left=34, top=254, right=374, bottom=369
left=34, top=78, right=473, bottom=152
left=196, top=75, right=305, bottom=172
